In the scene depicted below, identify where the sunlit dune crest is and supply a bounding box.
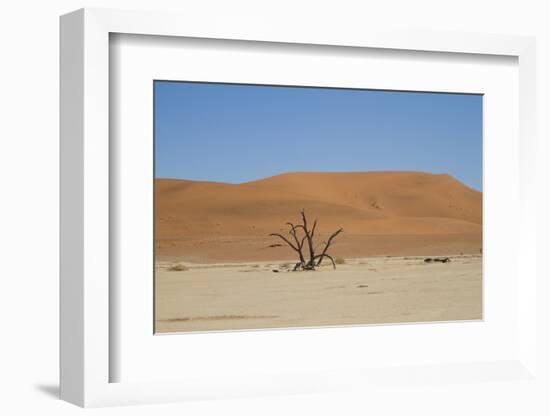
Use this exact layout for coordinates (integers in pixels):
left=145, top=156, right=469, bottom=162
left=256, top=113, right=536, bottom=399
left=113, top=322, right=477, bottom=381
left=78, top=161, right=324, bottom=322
left=155, top=171, right=482, bottom=263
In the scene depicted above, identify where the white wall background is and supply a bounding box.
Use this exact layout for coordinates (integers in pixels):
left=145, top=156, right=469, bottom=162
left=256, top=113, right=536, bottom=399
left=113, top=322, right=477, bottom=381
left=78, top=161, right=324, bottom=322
left=0, top=1, right=548, bottom=415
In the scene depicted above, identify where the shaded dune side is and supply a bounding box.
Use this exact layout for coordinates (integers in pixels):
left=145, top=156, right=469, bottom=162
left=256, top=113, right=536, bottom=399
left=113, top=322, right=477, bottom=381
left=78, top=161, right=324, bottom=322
left=155, top=172, right=482, bottom=262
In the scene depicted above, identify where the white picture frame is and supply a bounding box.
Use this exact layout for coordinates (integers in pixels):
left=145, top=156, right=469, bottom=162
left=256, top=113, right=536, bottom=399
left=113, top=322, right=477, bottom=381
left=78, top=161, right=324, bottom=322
left=60, top=7, right=538, bottom=408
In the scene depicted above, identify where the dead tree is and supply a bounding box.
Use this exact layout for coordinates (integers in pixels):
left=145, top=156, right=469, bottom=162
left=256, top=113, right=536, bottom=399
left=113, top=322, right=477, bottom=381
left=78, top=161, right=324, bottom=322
left=269, top=210, right=343, bottom=271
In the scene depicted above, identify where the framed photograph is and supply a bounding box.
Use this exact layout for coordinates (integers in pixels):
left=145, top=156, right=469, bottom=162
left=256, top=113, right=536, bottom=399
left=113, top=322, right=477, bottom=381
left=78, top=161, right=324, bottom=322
left=60, top=8, right=538, bottom=408
left=152, top=80, right=484, bottom=334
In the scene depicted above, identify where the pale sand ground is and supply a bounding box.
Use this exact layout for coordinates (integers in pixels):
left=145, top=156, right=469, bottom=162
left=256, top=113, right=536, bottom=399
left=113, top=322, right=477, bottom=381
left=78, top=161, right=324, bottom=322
left=155, top=255, right=482, bottom=333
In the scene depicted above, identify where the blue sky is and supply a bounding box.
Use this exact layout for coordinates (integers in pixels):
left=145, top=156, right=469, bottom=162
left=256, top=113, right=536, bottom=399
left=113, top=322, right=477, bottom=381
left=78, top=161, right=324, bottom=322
left=155, top=81, right=483, bottom=190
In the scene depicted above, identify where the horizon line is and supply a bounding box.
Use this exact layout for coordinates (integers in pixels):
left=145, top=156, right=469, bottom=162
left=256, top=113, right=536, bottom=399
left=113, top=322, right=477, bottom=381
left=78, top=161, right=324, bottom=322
left=154, top=170, right=482, bottom=191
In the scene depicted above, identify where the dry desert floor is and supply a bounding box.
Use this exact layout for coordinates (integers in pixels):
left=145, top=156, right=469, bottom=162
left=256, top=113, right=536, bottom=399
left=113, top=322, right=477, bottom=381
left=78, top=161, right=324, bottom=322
left=155, top=255, right=482, bottom=333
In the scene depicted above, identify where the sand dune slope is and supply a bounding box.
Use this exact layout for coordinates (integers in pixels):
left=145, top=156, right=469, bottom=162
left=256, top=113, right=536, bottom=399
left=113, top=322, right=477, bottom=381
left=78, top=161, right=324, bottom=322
left=155, top=172, right=482, bottom=262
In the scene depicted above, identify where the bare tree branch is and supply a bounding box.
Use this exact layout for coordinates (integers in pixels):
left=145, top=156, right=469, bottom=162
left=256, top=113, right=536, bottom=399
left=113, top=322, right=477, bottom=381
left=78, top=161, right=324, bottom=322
left=270, top=211, right=343, bottom=271
left=300, top=210, right=316, bottom=266
left=315, top=228, right=343, bottom=266
left=269, top=233, right=299, bottom=252
left=314, top=253, right=337, bottom=269
left=300, top=209, right=308, bottom=230
left=310, top=220, right=318, bottom=239
left=284, top=223, right=305, bottom=263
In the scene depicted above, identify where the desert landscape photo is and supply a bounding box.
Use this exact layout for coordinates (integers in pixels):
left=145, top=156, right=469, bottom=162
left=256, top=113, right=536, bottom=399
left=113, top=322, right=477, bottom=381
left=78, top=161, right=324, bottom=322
left=154, top=81, right=483, bottom=333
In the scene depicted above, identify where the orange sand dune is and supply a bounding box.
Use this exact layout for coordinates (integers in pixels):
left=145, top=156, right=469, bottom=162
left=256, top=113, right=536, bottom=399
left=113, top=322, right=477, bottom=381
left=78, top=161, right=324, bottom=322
left=155, top=172, right=482, bottom=262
